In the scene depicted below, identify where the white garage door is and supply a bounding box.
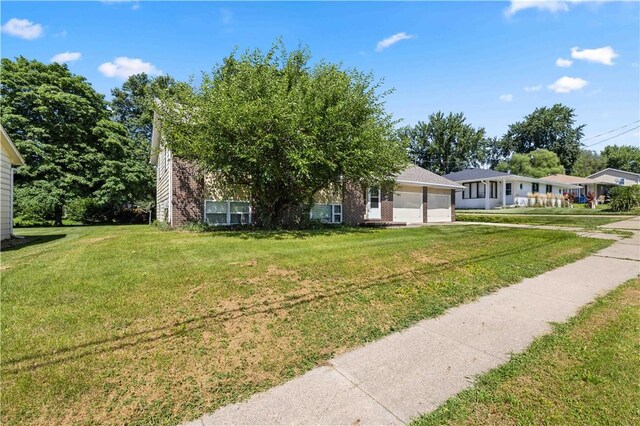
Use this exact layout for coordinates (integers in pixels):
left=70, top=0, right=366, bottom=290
left=427, top=190, right=451, bottom=223
left=393, top=186, right=423, bottom=224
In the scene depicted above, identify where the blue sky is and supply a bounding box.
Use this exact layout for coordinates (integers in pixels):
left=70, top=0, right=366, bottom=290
left=2, top=1, right=639, bottom=149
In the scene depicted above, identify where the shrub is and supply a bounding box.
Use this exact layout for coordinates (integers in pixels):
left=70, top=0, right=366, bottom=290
left=609, top=186, right=640, bottom=212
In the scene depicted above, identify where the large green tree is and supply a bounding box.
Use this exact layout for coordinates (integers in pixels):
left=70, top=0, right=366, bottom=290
left=1, top=57, right=107, bottom=225
left=110, top=73, right=177, bottom=144
left=1, top=57, right=155, bottom=225
left=495, top=149, right=565, bottom=178
left=500, top=104, right=585, bottom=173
left=159, top=41, right=408, bottom=227
left=572, top=149, right=607, bottom=177
left=602, top=145, right=640, bottom=174
left=403, top=111, right=486, bottom=175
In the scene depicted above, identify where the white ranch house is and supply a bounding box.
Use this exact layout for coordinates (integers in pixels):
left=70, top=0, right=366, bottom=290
left=1, top=125, right=25, bottom=240
left=443, top=168, right=580, bottom=210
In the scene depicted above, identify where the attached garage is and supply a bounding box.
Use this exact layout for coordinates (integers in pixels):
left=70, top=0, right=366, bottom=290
left=427, top=188, right=452, bottom=223
left=393, top=185, right=423, bottom=224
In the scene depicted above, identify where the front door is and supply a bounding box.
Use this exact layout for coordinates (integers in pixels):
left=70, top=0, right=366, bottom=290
left=368, top=186, right=381, bottom=219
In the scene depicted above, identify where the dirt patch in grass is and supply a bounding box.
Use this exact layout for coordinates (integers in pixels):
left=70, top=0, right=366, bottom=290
left=410, top=251, right=450, bottom=265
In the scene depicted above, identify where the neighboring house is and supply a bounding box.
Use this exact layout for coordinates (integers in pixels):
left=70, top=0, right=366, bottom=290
left=0, top=125, right=25, bottom=240
left=443, top=168, right=580, bottom=210
left=544, top=169, right=639, bottom=203
left=544, top=174, right=606, bottom=199
left=149, top=115, right=464, bottom=226
left=587, top=168, right=640, bottom=190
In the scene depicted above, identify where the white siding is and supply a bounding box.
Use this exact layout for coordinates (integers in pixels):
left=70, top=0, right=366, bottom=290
left=155, top=146, right=172, bottom=224
left=1, top=149, right=13, bottom=240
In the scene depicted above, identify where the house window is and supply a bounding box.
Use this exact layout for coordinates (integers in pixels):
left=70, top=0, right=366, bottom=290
left=205, top=200, right=251, bottom=225
left=506, top=183, right=512, bottom=196
left=310, top=204, right=342, bottom=223
left=369, top=187, right=380, bottom=208
left=462, top=181, right=492, bottom=199
left=229, top=201, right=251, bottom=224
left=545, top=185, right=552, bottom=194
left=477, top=182, right=486, bottom=198
left=532, top=182, right=539, bottom=193
left=462, top=183, right=470, bottom=199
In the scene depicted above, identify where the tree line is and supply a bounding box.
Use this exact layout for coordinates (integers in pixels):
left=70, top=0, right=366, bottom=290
left=1, top=42, right=638, bottom=227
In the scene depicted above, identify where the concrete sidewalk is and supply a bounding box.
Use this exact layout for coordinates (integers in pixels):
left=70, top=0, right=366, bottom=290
left=184, top=221, right=640, bottom=426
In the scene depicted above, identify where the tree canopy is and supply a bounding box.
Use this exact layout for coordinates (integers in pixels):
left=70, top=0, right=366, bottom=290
left=403, top=111, right=486, bottom=175
left=1, top=57, right=154, bottom=225
left=158, top=41, right=408, bottom=227
left=601, top=145, right=640, bottom=174
left=110, top=73, right=178, bottom=144
left=495, top=149, right=565, bottom=178
left=498, top=104, right=585, bottom=173
left=572, top=149, right=607, bottom=177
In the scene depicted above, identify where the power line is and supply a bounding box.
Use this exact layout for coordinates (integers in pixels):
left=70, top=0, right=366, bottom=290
left=584, top=125, right=640, bottom=148
left=581, top=120, right=640, bottom=142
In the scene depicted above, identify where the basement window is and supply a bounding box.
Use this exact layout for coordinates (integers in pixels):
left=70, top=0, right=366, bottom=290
left=205, top=200, right=251, bottom=225
left=310, top=204, right=342, bottom=223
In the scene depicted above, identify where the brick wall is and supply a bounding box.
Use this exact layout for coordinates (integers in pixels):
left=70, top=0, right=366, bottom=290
left=172, top=157, right=204, bottom=226
left=343, top=181, right=366, bottom=226
left=422, top=187, right=428, bottom=223
left=381, top=188, right=393, bottom=222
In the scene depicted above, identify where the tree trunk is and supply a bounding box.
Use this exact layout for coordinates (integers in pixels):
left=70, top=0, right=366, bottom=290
left=54, top=204, right=64, bottom=227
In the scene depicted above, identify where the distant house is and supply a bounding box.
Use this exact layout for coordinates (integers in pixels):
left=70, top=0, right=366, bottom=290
left=1, top=125, right=25, bottom=240
left=546, top=169, right=639, bottom=202
left=587, top=168, right=640, bottom=189
left=544, top=174, right=608, bottom=200
left=443, top=168, right=580, bottom=210
left=149, top=115, right=464, bottom=226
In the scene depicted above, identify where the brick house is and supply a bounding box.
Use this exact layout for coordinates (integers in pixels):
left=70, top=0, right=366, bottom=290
left=150, top=115, right=464, bottom=227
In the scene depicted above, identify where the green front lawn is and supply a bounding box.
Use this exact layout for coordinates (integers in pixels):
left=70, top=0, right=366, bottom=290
left=456, top=214, right=623, bottom=228
left=1, top=225, right=611, bottom=425
left=414, top=277, right=640, bottom=426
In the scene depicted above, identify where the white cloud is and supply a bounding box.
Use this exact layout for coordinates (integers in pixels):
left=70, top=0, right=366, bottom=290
left=375, top=32, right=415, bottom=52
left=556, top=58, right=573, bottom=67
left=505, top=0, right=636, bottom=16
left=98, top=57, right=162, bottom=79
left=548, top=76, right=588, bottom=93
left=220, top=8, right=233, bottom=25
left=1, top=18, right=43, bottom=40
left=571, top=46, right=619, bottom=65
left=101, top=0, right=140, bottom=10
left=524, top=84, right=542, bottom=92
left=50, top=51, right=82, bottom=64
left=499, top=94, right=514, bottom=102
left=505, top=1, right=569, bottom=17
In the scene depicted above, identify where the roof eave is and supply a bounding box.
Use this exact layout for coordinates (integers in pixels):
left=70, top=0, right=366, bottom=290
left=396, top=179, right=465, bottom=190
left=0, top=125, right=25, bottom=166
